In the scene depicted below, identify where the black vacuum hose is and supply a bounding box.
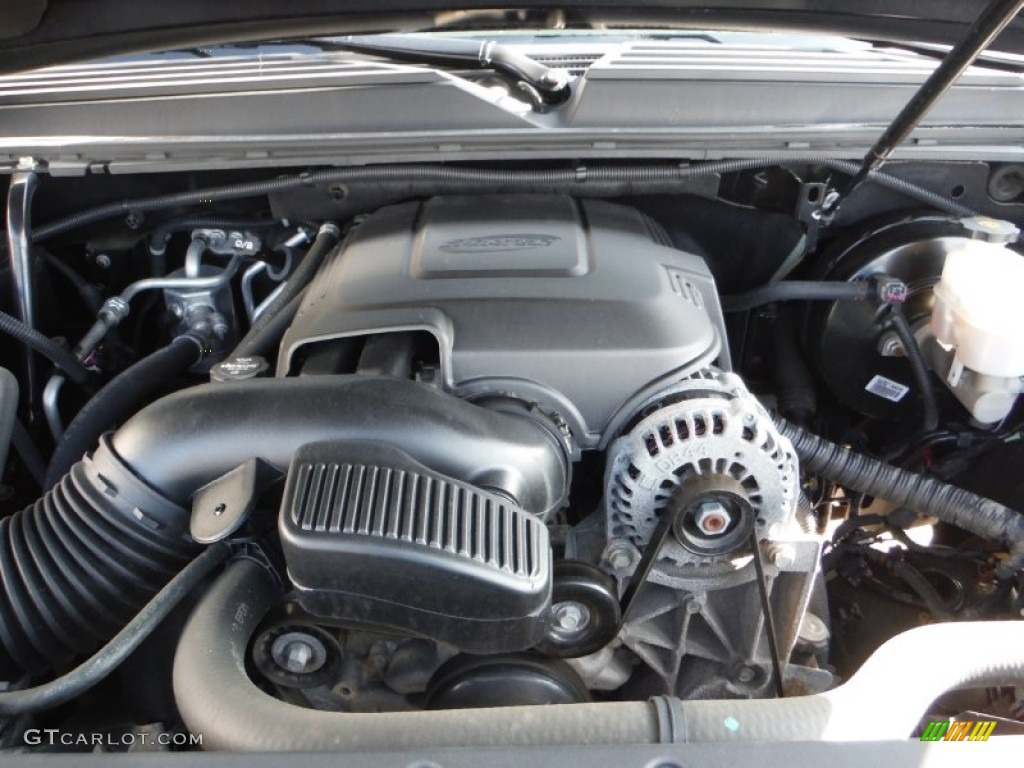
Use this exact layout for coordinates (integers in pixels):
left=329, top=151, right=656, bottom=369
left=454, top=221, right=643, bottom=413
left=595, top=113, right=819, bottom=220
left=721, top=281, right=872, bottom=313
left=232, top=289, right=306, bottom=360
left=775, top=416, right=1024, bottom=574
left=44, top=335, right=202, bottom=490
left=884, top=308, right=940, bottom=434
left=232, top=224, right=339, bottom=358
left=0, top=543, right=230, bottom=715
left=0, top=311, right=91, bottom=385
left=0, top=376, right=568, bottom=679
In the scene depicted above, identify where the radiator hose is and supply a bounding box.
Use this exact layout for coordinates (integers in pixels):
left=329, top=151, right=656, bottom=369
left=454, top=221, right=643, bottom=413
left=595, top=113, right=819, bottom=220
left=0, top=377, right=569, bottom=679
left=173, top=557, right=1024, bottom=750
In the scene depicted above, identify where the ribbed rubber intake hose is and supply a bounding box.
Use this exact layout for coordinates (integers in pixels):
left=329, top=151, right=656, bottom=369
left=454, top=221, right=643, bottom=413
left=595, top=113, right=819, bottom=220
left=0, top=376, right=568, bottom=678
left=22, top=158, right=975, bottom=245
left=173, top=558, right=1024, bottom=751
left=0, top=438, right=196, bottom=678
left=774, top=417, right=1024, bottom=574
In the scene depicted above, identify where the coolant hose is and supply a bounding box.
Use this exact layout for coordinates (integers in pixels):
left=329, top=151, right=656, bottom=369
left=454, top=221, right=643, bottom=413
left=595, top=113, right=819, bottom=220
left=0, top=376, right=568, bottom=678
left=774, top=417, right=1024, bottom=574
left=173, top=558, right=1024, bottom=750
left=43, top=335, right=202, bottom=490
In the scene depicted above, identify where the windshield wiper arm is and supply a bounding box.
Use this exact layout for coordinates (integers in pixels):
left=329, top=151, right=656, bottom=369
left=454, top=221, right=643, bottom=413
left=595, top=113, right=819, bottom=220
left=333, top=34, right=572, bottom=107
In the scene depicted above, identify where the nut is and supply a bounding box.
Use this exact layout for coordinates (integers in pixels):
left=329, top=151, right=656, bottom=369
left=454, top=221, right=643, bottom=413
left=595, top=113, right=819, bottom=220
left=694, top=501, right=732, bottom=537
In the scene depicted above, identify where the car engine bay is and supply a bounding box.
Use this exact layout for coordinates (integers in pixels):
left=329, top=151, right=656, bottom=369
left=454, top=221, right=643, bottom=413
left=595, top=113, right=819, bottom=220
left=1, top=158, right=1024, bottom=751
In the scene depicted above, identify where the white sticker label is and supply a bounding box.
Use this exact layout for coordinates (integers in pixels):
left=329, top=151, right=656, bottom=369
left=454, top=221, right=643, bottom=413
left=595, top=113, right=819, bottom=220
left=865, top=374, right=911, bottom=403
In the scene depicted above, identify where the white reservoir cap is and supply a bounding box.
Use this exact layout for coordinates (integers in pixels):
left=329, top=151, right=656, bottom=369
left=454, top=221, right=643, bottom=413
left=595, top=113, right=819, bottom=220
left=932, top=239, right=1024, bottom=378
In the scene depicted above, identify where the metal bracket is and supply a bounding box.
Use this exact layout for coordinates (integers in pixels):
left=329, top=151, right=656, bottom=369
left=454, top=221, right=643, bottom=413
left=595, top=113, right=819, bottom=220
left=5, top=158, right=41, bottom=411
left=190, top=457, right=284, bottom=544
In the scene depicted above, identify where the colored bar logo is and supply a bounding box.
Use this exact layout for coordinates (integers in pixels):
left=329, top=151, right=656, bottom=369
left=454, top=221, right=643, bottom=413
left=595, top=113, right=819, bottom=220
left=920, top=720, right=997, bottom=742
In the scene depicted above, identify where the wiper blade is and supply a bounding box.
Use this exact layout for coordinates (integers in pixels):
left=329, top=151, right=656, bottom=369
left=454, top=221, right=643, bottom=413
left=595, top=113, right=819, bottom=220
left=334, top=34, right=572, bottom=108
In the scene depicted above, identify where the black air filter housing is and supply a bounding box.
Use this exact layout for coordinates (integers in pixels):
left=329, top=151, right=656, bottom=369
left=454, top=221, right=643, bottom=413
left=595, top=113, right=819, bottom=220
left=279, top=442, right=552, bottom=652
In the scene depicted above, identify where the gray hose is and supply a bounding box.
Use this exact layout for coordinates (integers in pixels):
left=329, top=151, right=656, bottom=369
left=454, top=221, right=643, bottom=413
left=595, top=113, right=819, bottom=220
left=173, top=558, right=1024, bottom=751
left=22, top=158, right=977, bottom=245
left=0, top=543, right=229, bottom=716
left=0, top=367, right=18, bottom=475
left=775, top=417, right=1024, bottom=575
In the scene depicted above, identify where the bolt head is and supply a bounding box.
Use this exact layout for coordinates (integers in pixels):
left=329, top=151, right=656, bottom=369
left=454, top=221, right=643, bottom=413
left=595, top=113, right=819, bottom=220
left=736, top=665, right=756, bottom=683
left=549, top=600, right=592, bottom=642
left=553, top=601, right=587, bottom=631
left=694, top=501, right=732, bottom=536
left=283, top=641, right=313, bottom=673
left=604, top=541, right=638, bottom=572
left=270, top=631, right=327, bottom=676
left=769, top=544, right=797, bottom=569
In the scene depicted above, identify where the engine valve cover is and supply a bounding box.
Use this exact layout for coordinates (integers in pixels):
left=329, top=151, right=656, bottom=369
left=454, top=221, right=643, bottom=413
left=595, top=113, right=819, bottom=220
left=279, top=442, right=552, bottom=653
left=279, top=195, right=727, bottom=447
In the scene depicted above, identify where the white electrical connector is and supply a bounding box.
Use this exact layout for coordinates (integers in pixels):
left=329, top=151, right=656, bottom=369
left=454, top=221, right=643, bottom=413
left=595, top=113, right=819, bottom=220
left=929, top=218, right=1024, bottom=423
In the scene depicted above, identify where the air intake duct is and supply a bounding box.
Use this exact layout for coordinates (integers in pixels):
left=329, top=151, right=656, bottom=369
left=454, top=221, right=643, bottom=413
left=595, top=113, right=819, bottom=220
left=280, top=442, right=551, bottom=652
left=0, top=377, right=569, bottom=679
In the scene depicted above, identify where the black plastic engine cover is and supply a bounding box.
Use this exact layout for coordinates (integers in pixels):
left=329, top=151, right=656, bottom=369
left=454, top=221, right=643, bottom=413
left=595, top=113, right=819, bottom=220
left=278, top=195, right=726, bottom=448
left=279, top=442, right=552, bottom=653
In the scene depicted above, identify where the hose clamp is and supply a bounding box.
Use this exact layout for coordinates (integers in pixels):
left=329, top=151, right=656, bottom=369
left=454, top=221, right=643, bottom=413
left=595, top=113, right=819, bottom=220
left=649, top=695, right=688, bottom=743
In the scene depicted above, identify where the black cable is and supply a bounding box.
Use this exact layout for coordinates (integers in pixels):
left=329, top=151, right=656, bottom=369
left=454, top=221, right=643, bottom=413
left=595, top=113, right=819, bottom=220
left=39, top=251, right=103, bottom=314
left=885, top=307, right=940, bottom=434
left=232, top=224, right=340, bottom=358
left=231, top=288, right=307, bottom=360
left=0, top=311, right=91, bottom=385
left=721, top=280, right=872, bottom=313
left=44, top=335, right=201, bottom=489
left=10, top=419, right=45, bottom=488
left=8, top=158, right=976, bottom=248
left=776, top=416, right=1024, bottom=576
left=0, top=543, right=230, bottom=716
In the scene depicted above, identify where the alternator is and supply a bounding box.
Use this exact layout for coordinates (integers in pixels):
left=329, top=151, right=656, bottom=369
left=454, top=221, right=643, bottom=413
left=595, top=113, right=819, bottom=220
left=605, top=369, right=799, bottom=566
